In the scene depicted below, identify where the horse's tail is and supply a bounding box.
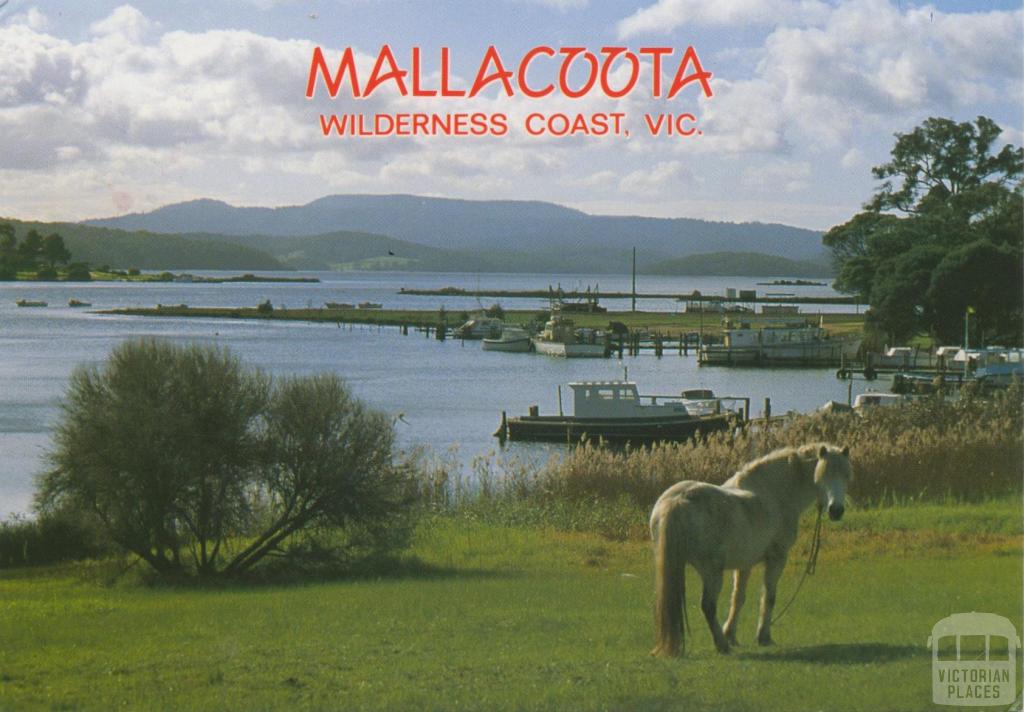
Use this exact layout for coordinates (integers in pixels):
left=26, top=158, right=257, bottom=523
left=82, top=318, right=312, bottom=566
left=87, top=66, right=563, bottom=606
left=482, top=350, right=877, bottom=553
left=651, top=504, right=687, bottom=658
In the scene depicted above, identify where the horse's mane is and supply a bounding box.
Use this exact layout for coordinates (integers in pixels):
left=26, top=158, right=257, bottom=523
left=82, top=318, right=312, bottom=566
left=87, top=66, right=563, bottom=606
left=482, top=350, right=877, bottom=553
left=730, top=443, right=832, bottom=487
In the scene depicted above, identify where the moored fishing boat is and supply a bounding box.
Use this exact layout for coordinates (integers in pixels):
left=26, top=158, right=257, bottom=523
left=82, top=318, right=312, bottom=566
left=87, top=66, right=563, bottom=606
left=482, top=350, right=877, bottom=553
left=699, top=318, right=861, bottom=366
left=481, top=326, right=532, bottom=352
left=531, top=308, right=607, bottom=358
left=68, top=299, right=92, bottom=307
left=15, top=299, right=47, bottom=307
left=456, top=315, right=503, bottom=340
left=497, top=381, right=747, bottom=444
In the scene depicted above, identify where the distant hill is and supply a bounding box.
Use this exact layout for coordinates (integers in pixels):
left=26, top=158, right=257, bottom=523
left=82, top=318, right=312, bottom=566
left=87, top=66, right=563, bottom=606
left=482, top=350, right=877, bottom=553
left=644, top=251, right=833, bottom=277
left=2, top=220, right=284, bottom=271
left=2, top=217, right=833, bottom=277
left=85, top=194, right=825, bottom=262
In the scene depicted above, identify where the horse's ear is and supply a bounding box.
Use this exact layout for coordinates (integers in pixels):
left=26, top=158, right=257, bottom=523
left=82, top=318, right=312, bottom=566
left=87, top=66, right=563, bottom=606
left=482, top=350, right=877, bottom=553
left=841, top=445, right=850, bottom=457
left=819, top=445, right=828, bottom=459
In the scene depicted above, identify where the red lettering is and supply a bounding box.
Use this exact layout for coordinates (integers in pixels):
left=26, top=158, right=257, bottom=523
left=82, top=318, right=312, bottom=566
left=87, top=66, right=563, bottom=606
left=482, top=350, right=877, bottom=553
left=558, top=48, right=598, bottom=99
left=599, top=47, right=640, bottom=98
left=667, top=46, right=713, bottom=99
left=639, top=47, right=672, bottom=98
left=440, top=47, right=465, bottom=97
left=518, top=46, right=555, bottom=98
left=469, top=46, right=515, bottom=97
left=306, top=47, right=360, bottom=98
left=411, top=47, right=436, bottom=97
left=364, top=45, right=408, bottom=97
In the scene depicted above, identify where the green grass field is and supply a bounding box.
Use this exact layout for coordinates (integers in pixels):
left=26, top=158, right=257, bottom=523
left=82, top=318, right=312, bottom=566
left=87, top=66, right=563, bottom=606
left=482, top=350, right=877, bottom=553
left=2, top=500, right=1020, bottom=711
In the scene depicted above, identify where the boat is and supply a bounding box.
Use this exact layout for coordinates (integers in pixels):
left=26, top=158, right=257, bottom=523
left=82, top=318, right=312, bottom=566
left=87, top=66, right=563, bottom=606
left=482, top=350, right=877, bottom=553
left=482, top=326, right=532, bottom=352
left=531, top=308, right=607, bottom=358
left=455, top=315, right=503, bottom=340
left=497, top=381, right=744, bottom=444
left=699, top=318, right=861, bottom=366
left=324, top=301, right=354, bottom=309
left=68, top=299, right=92, bottom=307
left=853, top=392, right=906, bottom=411
left=15, top=299, right=47, bottom=307
left=357, top=301, right=382, bottom=309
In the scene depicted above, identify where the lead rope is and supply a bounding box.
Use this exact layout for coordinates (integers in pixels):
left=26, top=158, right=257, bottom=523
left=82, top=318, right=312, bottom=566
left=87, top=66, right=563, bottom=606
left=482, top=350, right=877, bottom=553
left=770, top=506, right=824, bottom=625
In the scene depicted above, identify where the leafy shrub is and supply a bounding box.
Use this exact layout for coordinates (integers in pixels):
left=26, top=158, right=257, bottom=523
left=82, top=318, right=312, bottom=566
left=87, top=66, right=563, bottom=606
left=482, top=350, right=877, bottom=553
left=38, top=340, right=416, bottom=579
left=64, top=263, right=92, bottom=281
left=0, top=509, right=111, bottom=568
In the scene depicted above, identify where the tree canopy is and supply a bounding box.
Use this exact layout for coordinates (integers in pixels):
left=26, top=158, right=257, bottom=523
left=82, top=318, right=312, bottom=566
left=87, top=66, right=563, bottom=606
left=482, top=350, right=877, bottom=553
left=825, top=116, right=1023, bottom=345
left=0, top=224, right=74, bottom=280
left=38, top=340, right=417, bottom=579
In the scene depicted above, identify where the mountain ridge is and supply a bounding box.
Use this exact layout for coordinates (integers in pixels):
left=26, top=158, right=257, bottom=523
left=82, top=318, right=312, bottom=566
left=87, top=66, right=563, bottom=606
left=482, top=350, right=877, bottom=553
left=85, top=194, right=825, bottom=262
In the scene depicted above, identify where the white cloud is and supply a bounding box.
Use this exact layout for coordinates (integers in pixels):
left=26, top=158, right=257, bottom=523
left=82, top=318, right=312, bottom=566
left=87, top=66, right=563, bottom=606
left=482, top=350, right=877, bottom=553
left=0, top=2, right=1020, bottom=230
left=617, top=0, right=829, bottom=38
left=88, top=4, right=154, bottom=41
left=742, top=159, right=811, bottom=193
left=840, top=148, right=863, bottom=169
left=648, top=1, right=1024, bottom=155
left=619, top=160, right=690, bottom=195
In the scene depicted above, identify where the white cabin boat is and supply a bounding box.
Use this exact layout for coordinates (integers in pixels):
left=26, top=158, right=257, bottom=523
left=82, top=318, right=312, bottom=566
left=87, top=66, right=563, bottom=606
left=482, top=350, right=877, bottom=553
left=531, top=309, right=606, bottom=358
left=456, top=316, right=503, bottom=340
left=482, top=326, right=532, bottom=352
left=853, top=392, right=906, bottom=411
left=699, top=319, right=861, bottom=366
left=501, top=381, right=743, bottom=444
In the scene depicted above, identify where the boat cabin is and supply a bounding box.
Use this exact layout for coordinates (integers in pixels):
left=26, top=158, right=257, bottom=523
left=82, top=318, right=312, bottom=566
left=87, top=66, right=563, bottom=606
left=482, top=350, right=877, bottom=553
left=853, top=392, right=905, bottom=410
left=570, top=381, right=695, bottom=419
left=720, top=320, right=827, bottom=349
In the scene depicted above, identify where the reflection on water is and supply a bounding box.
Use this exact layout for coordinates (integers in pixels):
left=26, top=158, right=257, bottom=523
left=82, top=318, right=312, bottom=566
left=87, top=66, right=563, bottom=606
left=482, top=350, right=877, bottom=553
left=0, top=271, right=872, bottom=515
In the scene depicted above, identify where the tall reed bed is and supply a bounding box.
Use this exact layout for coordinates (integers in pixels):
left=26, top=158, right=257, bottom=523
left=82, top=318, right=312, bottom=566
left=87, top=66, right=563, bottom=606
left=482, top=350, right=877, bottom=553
left=414, top=383, right=1022, bottom=537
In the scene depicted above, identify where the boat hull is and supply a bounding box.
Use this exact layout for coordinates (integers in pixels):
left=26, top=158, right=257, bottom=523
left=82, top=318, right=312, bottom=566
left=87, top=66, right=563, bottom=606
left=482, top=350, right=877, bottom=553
left=532, top=339, right=607, bottom=358
left=700, top=338, right=861, bottom=366
left=506, top=413, right=731, bottom=444
left=482, top=337, right=532, bottom=352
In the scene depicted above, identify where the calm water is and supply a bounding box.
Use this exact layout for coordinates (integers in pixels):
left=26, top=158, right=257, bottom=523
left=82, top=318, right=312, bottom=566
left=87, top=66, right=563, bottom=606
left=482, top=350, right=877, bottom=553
left=0, top=271, right=873, bottom=516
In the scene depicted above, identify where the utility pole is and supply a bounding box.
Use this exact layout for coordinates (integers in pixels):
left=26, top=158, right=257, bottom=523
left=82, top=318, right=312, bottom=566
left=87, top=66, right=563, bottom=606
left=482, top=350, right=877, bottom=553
left=631, top=246, right=636, bottom=313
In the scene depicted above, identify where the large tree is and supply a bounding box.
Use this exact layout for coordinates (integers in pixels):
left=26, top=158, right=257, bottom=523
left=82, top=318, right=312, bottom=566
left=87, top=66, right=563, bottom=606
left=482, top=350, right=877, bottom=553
left=38, top=340, right=416, bottom=579
left=825, top=116, right=1023, bottom=345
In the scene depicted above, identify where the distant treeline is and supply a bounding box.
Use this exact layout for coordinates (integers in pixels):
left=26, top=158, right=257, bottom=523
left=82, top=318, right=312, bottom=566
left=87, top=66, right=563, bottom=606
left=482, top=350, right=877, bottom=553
left=0, top=218, right=832, bottom=277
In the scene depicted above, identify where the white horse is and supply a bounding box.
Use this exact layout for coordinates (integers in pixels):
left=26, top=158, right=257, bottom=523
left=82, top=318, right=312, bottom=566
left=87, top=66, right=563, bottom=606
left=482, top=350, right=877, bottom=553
left=650, top=443, right=852, bottom=658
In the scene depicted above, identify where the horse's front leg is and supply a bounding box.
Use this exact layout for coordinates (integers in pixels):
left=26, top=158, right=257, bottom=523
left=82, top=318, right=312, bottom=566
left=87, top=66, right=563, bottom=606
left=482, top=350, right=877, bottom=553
left=698, top=566, right=731, bottom=654
left=722, top=568, right=751, bottom=646
left=756, top=553, right=788, bottom=646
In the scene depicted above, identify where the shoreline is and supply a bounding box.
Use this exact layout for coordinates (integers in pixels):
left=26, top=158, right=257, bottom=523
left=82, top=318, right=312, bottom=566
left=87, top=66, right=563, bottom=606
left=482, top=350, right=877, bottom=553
left=99, top=305, right=867, bottom=338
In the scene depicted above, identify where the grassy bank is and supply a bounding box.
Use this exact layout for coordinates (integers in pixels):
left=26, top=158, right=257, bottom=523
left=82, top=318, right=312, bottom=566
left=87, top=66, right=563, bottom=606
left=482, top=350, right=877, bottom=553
left=411, top=385, right=1022, bottom=544
left=102, top=305, right=867, bottom=338
left=1, top=504, right=1019, bottom=712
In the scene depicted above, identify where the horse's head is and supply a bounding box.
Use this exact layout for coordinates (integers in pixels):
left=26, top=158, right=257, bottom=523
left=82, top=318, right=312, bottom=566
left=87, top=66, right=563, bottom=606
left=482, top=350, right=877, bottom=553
left=814, top=444, right=852, bottom=521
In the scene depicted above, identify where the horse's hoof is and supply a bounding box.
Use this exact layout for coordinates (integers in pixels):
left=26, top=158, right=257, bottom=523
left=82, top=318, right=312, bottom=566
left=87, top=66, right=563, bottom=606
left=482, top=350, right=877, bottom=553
left=715, top=641, right=731, bottom=654
left=757, top=636, right=774, bottom=647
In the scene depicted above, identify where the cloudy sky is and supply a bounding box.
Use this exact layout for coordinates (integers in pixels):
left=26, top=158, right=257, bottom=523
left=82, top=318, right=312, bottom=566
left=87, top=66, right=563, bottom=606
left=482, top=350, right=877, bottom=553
left=0, top=0, right=1020, bottom=230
